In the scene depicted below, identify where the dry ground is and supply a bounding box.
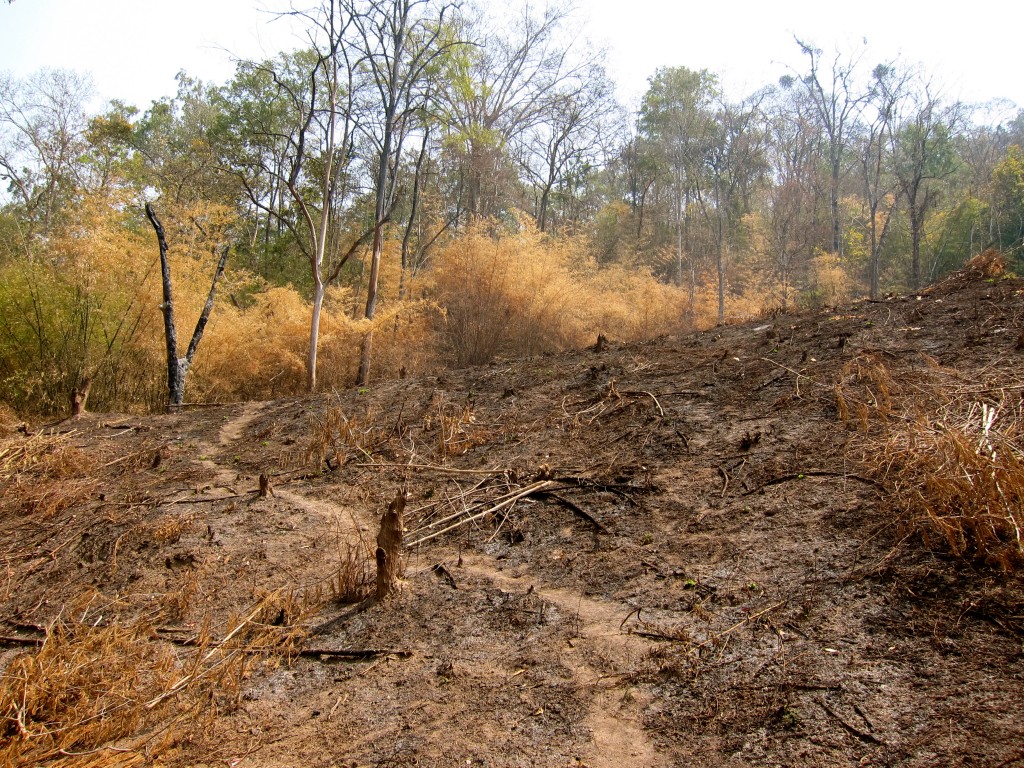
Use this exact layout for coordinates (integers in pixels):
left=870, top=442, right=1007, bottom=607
left=2, top=265, right=1024, bottom=767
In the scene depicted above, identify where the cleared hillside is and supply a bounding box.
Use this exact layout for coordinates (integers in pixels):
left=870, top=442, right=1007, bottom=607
left=2, top=261, right=1023, bottom=767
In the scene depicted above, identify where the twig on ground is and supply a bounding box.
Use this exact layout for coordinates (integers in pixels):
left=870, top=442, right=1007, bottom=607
left=689, top=601, right=787, bottom=655
left=819, top=700, right=886, bottom=746
left=408, top=481, right=556, bottom=546
left=299, top=648, right=412, bottom=660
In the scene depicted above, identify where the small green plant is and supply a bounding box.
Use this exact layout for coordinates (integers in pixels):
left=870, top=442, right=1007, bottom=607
left=779, top=705, right=800, bottom=729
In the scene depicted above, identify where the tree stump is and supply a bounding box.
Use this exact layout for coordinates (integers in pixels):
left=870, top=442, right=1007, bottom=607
left=375, top=490, right=406, bottom=601
left=70, top=377, right=92, bottom=418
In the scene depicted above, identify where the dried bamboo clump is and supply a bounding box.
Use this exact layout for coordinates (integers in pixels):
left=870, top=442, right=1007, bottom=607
left=836, top=352, right=1024, bottom=569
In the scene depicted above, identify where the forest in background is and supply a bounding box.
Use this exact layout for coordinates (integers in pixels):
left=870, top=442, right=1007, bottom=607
left=2, top=0, right=1024, bottom=416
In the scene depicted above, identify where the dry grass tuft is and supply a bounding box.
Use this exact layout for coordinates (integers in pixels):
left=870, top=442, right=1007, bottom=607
left=0, top=593, right=177, bottom=766
left=305, top=403, right=386, bottom=468
left=837, top=353, right=1024, bottom=569
left=963, top=247, right=1007, bottom=279
left=328, top=543, right=375, bottom=604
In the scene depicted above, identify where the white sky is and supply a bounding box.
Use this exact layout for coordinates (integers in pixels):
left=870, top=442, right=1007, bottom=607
left=0, top=0, right=1020, bottom=117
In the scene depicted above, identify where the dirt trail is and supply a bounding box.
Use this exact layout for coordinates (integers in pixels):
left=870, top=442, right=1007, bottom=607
left=218, top=401, right=266, bottom=445
left=273, top=488, right=374, bottom=542
left=459, top=554, right=666, bottom=767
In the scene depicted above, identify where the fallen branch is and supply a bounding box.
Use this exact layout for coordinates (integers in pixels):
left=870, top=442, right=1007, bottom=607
left=299, top=647, right=412, bottom=660
left=407, top=482, right=527, bottom=536
left=743, top=471, right=884, bottom=496
left=355, top=462, right=507, bottom=476
left=536, top=492, right=609, bottom=534
left=431, top=562, right=458, bottom=589
left=0, top=634, right=43, bottom=647
left=819, top=701, right=886, bottom=746
left=144, top=600, right=266, bottom=710
left=689, top=601, right=786, bottom=655
left=620, top=390, right=666, bottom=417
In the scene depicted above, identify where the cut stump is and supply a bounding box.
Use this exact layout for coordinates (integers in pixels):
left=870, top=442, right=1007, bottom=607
left=376, top=490, right=406, bottom=601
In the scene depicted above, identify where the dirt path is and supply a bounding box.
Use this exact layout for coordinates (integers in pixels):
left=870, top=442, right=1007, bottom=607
left=459, top=554, right=666, bottom=767
left=218, top=401, right=267, bottom=445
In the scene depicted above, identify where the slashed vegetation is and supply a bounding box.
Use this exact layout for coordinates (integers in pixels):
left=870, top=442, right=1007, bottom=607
left=1, top=262, right=1023, bottom=767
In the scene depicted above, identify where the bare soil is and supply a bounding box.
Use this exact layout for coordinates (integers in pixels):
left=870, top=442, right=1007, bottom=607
left=3, top=268, right=1024, bottom=767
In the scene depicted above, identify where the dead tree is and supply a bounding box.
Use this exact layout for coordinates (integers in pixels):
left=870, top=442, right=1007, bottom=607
left=145, top=203, right=229, bottom=411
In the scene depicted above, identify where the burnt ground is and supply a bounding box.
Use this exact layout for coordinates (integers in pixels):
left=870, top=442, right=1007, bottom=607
left=2, top=266, right=1024, bottom=767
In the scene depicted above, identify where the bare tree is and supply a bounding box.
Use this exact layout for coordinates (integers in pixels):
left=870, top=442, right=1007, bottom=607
left=889, top=76, right=963, bottom=289
left=0, top=69, right=92, bottom=251
left=763, top=81, right=822, bottom=308
left=695, top=92, right=770, bottom=324
left=858, top=62, right=906, bottom=299
left=350, top=0, right=463, bottom=386
left=513, top=57, right=617, bottom=232
left=795, top=38, right=868, bottom=256
left=439, top=2, right=588, bottom=222
left=228, top=3, right=365, bottom=392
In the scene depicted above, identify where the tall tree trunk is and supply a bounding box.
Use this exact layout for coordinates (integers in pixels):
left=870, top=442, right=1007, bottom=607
left=831, top=154, right=842, bottom=255
left=909, top=205, right=922, bottom=290
left=716, top=207, right=724, bottom=325
left=307, top=278, right=325, bottom=392
left=145, top=204, right=183, bottom=409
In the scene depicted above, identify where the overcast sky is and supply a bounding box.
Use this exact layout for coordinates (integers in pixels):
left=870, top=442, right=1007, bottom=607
left=1, top=0, right=1020, bottom=117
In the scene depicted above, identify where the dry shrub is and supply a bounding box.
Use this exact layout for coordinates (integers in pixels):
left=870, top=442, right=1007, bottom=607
left=305, top=401, right=391, bottom=468
left=837, top=353, right=1024, bottom=569
left=191, top=285, right=322, bottom=401
left=963, top=247, right=1007, bottom=279
left=577, top=266, right=693, bottom=339
left=0, top=596, right=177, bottom=766
left=423, top=392, right=490, bottom=460
left=0, top=403, right=20, bottom=432
left=328, top=543, right=374, bottom=604
left=356, top=298, right=443, bottom=381
left=432, top=220, right=583, bottom=365
left=803, top=250, right=852, bottom=308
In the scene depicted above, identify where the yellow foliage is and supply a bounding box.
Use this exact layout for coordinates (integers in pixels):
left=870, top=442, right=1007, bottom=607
left=805, top=250, right=852, bottom=308
left=431, top=218, right=697, bottom=366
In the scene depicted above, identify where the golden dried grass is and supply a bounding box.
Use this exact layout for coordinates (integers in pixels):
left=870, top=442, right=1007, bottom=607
left=837, top=353, right=1024, bottom=569
left=0, top=432, right=99, bottom=520
left=328, top=543, right=374, bottom=604
left=432, top=219, right=699, bottom=366
left=0, top=589, right=307, bottom=766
